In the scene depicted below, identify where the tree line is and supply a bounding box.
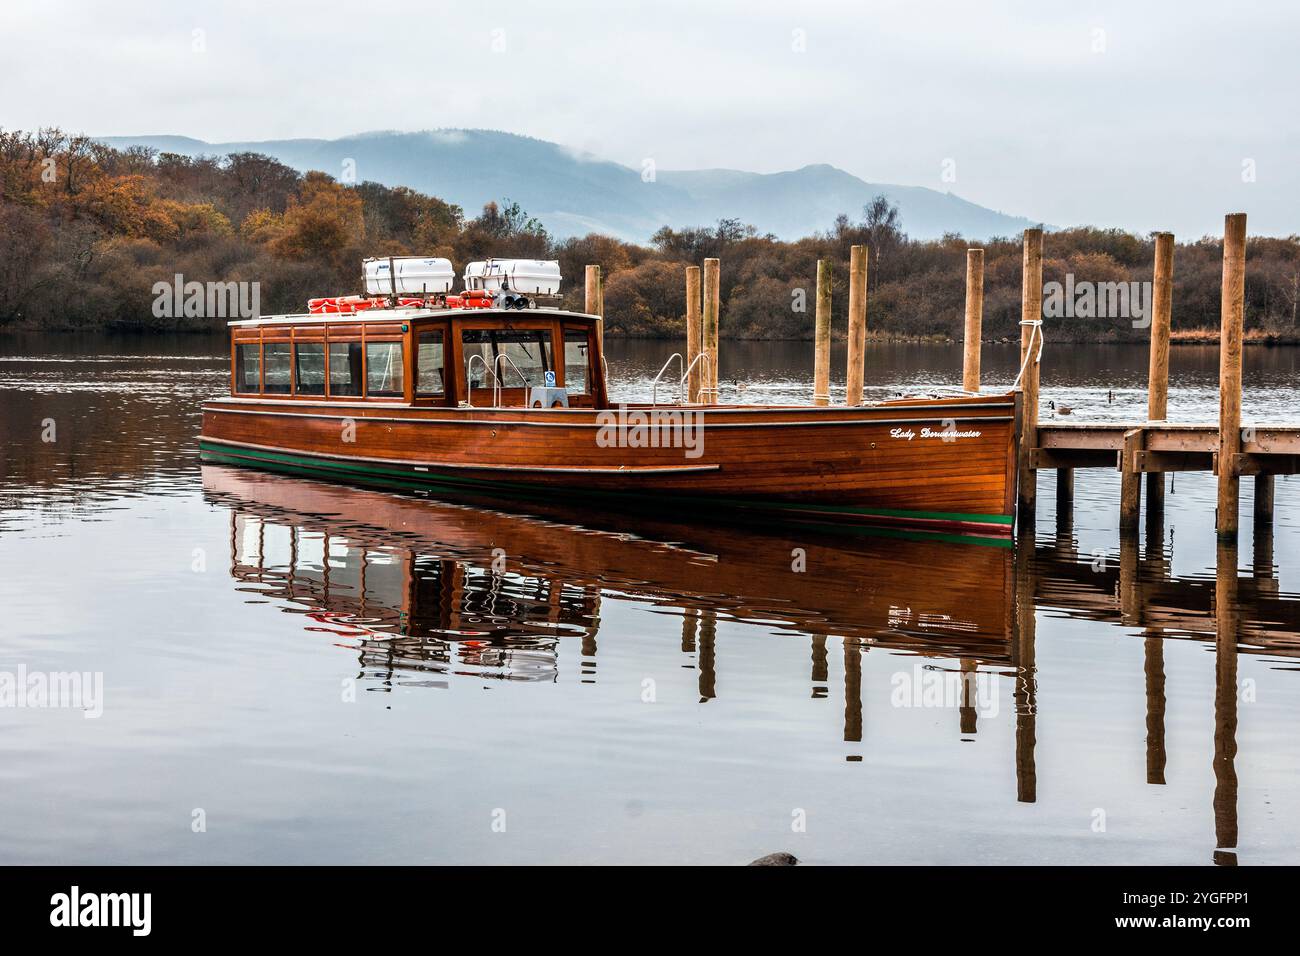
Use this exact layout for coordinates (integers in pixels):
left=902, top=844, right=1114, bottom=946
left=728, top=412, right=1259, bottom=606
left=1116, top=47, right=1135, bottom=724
left=2, top=129, right=1297, bottom=340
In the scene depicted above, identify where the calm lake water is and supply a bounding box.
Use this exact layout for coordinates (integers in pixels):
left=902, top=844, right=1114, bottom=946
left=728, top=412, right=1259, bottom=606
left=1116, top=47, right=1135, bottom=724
left=1, top=333, right=1297, bottom=865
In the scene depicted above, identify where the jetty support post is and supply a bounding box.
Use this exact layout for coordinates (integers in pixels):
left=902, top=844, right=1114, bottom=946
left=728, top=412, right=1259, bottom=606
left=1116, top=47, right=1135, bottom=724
left=1254, top=474, right=1275, bottom=529
left=1217, top=214, right=1247, bottom=540
left=814, top=259, right=832, bottom=406
left=685, top=265, right=702, bottom=402
left=1120, top=428, right=1144, bottom=534
left=1055, top=467, right=1074, bottom=539
left=1146, top=232, right=1175, bottom=514
left=1017, top=228, right=1044, bottom=524
left=846, top=245, right=868, bottom=405
left=963, top=248, right=984, bottom=393
left=703, top=258, right=721, bottom=403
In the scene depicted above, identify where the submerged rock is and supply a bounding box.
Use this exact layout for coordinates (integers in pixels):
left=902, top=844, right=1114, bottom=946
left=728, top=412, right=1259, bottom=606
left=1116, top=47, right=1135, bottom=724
left=748, top=852, right=799, bottom=866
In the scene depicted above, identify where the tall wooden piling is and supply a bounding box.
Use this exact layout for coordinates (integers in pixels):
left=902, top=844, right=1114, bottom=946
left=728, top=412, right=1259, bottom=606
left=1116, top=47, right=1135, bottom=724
left=1017, top=229, right=1044, bottom=522
left=846, top=245, right=868, bottom=405
left=702, top=258, right=720, bottom=403
left=814, top=259, right=832, bottom=406
left=584, top=264, right=603, bottom=352
left=1147, top=234, right=1174, bottom=421
left=1217, top=214, right=1247, bottom=539
left=1146, top=232, right=1175, bottom=511
left=963, top=248, right=984, bottom=393
left=685, top=265, right=702, bottom=402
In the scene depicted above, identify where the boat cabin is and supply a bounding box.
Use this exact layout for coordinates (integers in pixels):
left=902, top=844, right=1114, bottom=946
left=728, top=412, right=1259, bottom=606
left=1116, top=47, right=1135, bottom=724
left=226, top=308, right=608, bottom=409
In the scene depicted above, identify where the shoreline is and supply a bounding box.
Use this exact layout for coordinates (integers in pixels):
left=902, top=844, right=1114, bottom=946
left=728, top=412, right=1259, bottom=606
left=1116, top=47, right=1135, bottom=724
left=2, top=327, right=1298, bottom=346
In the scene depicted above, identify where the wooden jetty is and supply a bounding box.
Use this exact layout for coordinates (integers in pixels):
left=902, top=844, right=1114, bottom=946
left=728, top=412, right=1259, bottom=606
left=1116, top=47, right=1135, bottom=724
left=715, top=212, right=1292, bottom=541
left=995, top=212, right=1294, bottom=540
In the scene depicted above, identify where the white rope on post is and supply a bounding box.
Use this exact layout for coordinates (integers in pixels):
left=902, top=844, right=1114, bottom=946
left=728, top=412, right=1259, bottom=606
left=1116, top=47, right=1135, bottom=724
left=1012, top=318, right=1044, bottom=392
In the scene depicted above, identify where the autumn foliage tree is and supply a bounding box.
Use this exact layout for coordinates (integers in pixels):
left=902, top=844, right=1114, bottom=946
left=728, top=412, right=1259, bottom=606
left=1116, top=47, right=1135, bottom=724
left=1, top=127, right=1298, bottom=339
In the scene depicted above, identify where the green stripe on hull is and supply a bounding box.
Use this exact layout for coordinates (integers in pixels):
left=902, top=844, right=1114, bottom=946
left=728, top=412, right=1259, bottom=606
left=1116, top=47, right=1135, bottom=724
left=198, top=440, right=1015, bottom=545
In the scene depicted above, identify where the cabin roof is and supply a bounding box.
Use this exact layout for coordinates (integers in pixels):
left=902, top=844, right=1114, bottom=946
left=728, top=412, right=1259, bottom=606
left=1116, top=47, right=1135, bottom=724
left=227, top=307, right=602, bottom=328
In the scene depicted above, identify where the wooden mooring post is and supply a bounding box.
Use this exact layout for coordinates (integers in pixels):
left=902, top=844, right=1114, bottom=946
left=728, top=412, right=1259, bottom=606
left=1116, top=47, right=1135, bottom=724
left=1145, top=232, right=1174, bottom=516
left=1017, top=229, right=1044, bottom=524
left=584, top=264, right=603, bottom=352
left=963, top=248, right=984, bottom=393
left=702, top=257, right=720, bottom=403
left=685, top=265, right=702, bottom=402
left=846, top=245, right=868, bottom=406
left=814, top=259, right=832, bottom=406
left=1217, top=213, right=1247, bottom=540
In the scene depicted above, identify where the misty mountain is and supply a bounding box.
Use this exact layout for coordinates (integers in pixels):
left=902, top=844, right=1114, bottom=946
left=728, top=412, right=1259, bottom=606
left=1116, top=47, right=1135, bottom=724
left=98, top=129, right=1041, bottom=243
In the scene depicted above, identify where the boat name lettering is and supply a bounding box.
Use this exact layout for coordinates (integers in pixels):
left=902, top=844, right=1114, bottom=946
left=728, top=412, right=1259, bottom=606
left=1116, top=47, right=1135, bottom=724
left=889, top=426, right=983, bottom=441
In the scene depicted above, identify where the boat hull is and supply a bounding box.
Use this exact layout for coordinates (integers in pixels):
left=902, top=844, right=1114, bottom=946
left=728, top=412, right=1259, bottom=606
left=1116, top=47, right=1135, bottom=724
left=199, top=394, right=1020, bottom=539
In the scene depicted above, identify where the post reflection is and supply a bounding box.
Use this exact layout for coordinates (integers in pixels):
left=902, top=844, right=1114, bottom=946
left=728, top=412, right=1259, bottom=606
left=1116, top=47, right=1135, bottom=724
left=1214, top=541, right=1239, bottom=866
left=1013, top=527, right=1037, bottom=804
left=202, top=465, right=1298, bottom=854
left=205, top=464, right=1016, bottom=701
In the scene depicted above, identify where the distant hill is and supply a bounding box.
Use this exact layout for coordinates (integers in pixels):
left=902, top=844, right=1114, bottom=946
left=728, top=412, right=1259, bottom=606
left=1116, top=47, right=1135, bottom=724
left=98, top=129, right=1042, bottom=242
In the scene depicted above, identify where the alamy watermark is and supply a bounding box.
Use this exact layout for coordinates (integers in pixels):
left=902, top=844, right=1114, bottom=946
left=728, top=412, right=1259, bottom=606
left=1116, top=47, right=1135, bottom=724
left=152, top=273, right=260, bottom=320
left=890, top=663, right=998, bottom=718
left=0, top=665, right=103, bottom=718
left=50, top=886, right=150, bottom=936
left=1043, top=274, right=1151, bottom=328
left=595, top=405, right=704, bottom=459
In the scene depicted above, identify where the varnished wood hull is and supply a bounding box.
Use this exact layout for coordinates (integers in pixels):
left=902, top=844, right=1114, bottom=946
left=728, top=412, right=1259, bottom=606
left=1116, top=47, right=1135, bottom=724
left=199, top=393, right=1019, bottom=539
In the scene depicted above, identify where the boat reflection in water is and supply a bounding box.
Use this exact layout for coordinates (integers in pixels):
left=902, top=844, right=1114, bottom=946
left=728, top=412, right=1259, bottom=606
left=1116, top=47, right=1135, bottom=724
left=201, top=465, right=1300, bottom=864
left=201, top=464, right=1015, bottom=692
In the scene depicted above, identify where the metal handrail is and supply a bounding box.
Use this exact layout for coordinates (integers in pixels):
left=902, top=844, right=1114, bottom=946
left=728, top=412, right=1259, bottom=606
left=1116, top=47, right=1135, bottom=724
left=651, top=352, right=685, bottom=406
left=493, top=352, right=532, bottom=406
left=680, top=350, right=711, bottom=403
left=465, top=353, right=500, bottom=408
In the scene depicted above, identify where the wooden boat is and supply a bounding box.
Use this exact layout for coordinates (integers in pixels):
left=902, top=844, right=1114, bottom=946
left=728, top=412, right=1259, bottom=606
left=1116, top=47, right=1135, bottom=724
left=199, top=296, right=1021, bottom=539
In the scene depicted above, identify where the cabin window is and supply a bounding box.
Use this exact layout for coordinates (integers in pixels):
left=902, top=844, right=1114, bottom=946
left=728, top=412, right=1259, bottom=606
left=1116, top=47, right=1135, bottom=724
left=263, top=343, right=292, bottom=394
left=329, top=341, right=363, bottom=397
left=294, top=342, right=326, bottom=396
left=416, top=331, right=445, bottom=397
left=563, top=329, right=590, bottom=394
left=235, top=343, right=261, bottom=393
left=462, top=335, right=495, bottom=391
left=461, top=328, right=553, bottom=390
left=365, top=341, right=404, bottom=397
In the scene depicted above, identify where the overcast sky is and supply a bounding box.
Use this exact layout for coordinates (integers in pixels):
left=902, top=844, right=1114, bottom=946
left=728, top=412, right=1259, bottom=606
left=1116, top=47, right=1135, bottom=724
left=4, top=0, right=1297, bottom=237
